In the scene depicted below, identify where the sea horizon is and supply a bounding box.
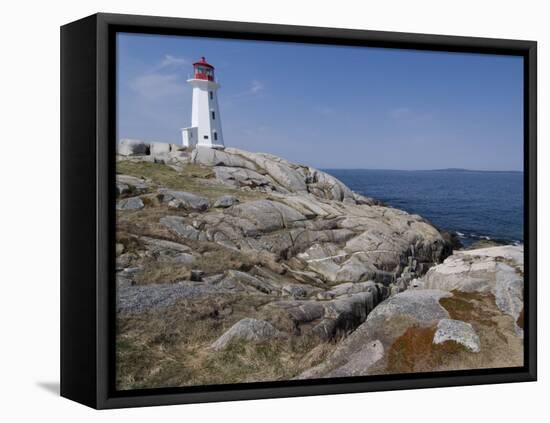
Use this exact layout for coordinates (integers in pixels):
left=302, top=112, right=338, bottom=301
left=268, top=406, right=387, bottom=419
left=324, top=168, right=524, bottom=247
left=321, top=167, right=523, bottom=173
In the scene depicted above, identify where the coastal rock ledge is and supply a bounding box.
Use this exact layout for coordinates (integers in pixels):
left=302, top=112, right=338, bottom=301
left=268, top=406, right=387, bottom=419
left=114, top=142, right=522, bottom=389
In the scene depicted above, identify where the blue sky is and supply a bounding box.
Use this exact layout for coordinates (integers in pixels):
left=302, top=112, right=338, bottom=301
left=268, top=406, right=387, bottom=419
left=117, top=33, right=523, bottom=171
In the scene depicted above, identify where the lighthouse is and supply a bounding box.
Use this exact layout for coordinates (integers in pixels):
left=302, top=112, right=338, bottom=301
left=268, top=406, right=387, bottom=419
left=181, top=57, right=225, bottom=149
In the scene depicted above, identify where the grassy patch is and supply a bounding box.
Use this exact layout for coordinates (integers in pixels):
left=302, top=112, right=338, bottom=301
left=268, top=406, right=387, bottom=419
left=134, top=262, right=191, bottom=285
left=439, top=290, right=499, bottom=327
left=116, top=232, right=144, bottom=255
left=116, top=295, right=335, bottom=390
left=118, top=160, right=214, bottom=181
left=116, top=206, right=265, bottom=277
left=193, top=248, right=258, bottom=275
left=386, top=325, right=467, bottom=374
left=116, top=160, right=265, bottom=201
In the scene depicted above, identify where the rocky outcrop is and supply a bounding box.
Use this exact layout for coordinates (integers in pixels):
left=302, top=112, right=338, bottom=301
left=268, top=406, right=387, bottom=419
left=299, top=247, right=524, bottom=378
left=421, top=246, right=524, bottom=330
left=115, top=143, right=524, bottom=387
left=269, top=281, right=387, bottom=340
left=213, top=195, right=239, bottom=208
left=114, top=143, right=529, bottom=387
left=116, top=144, right=455, bottom=335
left=190, top=146, right=362, bottom=202
left=118, top=139, right=188, bottom=161
left=118, top=139, right=150, bottom=156
left=116, top=196, right=144, bottom=210
left=210, top=318, right=283, bottom=351
left=433, top=319, right=480, bottom=353
left=159, top=189, right=210, bottom=211
left=116, top=174, right=150, bottom=196
left=117, top=281, right=223, bottom=314
left=298, top=289, right=452, bottom=378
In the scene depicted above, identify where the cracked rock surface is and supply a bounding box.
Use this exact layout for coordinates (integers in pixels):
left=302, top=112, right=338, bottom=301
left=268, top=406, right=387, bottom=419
left=114, top=144, right=523, bottom=389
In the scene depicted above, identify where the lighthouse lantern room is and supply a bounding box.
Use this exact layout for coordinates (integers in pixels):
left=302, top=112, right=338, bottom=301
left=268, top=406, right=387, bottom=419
left=181, top=57, right=225, bottom=149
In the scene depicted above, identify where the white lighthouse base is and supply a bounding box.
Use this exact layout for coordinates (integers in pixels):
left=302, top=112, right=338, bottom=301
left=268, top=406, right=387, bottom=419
left=181, top=127, right=198, bottom=148
left=181, top=127, right=225, bottom=150
left=199, top=143, right=225, bottom=150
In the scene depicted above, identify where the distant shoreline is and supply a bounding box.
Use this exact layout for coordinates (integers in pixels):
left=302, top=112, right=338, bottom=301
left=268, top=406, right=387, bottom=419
left=321, top=168, right=524, bottom=173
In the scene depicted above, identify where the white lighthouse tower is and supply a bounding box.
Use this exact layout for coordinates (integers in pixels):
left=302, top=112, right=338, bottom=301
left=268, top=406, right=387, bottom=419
left=181, top=57, right=225, bottom=149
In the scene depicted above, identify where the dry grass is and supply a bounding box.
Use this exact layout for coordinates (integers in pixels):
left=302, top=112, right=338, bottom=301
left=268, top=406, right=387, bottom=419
left=118, top=160, right=214, bottom=181
left=134, top=262, right=192, bottom=285
left=386, top=325, right=466, bottom=373
left=116, top=205, right=189, bottom=241
left=439, top=290, right=498, bottom=327
left=117, top=202, right=267, bottom=277
left=116, top=160, right=265, bottom=201
left=114, top=159, right=335, bottom=389
left=116, top=294, right=335, bottom=390
left=193, top=248, right=259, bottom=275
left=116, top=232, right=144, bottom=255
left=383, top=289, right=524, bottom=374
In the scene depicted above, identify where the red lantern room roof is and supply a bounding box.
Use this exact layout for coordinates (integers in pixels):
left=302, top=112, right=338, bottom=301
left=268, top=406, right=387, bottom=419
left=193, top=57, right=214, bottom=69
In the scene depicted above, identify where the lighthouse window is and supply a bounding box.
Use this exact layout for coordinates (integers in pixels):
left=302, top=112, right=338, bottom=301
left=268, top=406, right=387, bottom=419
left=203, top=135, right=209, bottom=139
left=209, top=91, right=213, bottom=99
left=211, top=111, right=216, bottom=120
left=214, top=132, right=218, bottom=141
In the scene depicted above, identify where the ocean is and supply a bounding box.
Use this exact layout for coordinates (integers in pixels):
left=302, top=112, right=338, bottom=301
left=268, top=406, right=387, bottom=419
left=324, top=169, right=524, bottom=247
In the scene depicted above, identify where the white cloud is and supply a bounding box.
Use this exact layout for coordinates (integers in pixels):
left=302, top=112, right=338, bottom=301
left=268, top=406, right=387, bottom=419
left=157, top=54, right=189, bottom=70
left=249, top=80, right=264, bottom=94
left=129, top=73, right=186, bottom=101
left=226, top=80, right=265, bottom=102
left=127, top=54, right=191, bottom=101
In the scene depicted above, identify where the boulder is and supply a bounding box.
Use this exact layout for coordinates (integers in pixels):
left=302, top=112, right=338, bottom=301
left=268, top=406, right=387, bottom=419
left=218, top=270, right=278, bottom=295
left=116, top=182, right=130, bottom=196
left=307, top=167, right=355, bottom=202
left=150, top=142, right=171, bottom=156
left=433, top=319, right=481, bottom=352
left=118, top=139, right=150, bottom=156
left=282, top=284, right=308, bottom=299
left=160, top=216, right=202, bottom=241
left=226, top=148, right=308, bottom=193
left=210, top=318, right=282, bottom=351
left=325, top=340, right=385, bottom=378
left=192, top=146, right=257, bottom=170
left=213, top=195, right=239, bottom=208
left=366, top=289, right=451, bottom=330
left=116, top=196, right=144, bottom=210
left=115, top=243, right=125, bottom=256
left=422, top=246, right=524, bottom=322
left=159, top=189, right=210, bottom=211
left=214, top=167, right=278, bottom=191
left=140, top=236, right=195, bottom=264
left=116, top=174, right=150, bottom=195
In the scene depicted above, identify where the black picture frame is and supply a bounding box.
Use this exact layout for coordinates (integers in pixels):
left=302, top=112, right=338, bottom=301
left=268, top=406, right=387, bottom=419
left=60, top=12, right=537, bottom=409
